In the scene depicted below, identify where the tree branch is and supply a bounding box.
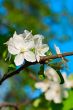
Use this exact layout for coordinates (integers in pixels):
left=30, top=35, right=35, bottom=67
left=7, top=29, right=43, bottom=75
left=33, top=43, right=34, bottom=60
left=40, top=51, right=73, bottom=61
left=0, top=51, right=73, bottom=85
left=0, top=102, right=18, bottom=110
left=0, top=99, right=34, bottom=110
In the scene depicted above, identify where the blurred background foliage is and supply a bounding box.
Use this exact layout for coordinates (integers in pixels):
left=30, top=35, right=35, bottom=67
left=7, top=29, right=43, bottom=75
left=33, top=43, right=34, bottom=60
left=0, top=0, right=73, bottom=110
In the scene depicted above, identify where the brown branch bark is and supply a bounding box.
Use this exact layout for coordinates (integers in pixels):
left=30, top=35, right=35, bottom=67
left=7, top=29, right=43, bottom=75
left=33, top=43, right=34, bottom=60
left=40, top=51, right=73, bottom=61
left=0, top=51, right=73, bottom=85
left=0, top=102, right=18, bottom=110
left=0, top=99, right=34, bottom=110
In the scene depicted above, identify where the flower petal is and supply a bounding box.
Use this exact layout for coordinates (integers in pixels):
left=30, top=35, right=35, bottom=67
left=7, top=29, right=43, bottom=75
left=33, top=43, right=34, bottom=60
left=35, top=82, right=49, bottom=92
left=45, top=89, right=53, bottom=101
left=24, top=51, right=36, bottom=62
left=53, top=96, right=62, bottom=103
left=23, top=30, right=33, bottom=40
left=36, top=54, right=40, bottom=62
left=13, top=32, right=25, bottom=49
left=5, top=37, right=20, bottom=55
left=23, top=41, right=35, bottom=50
left=54, top=44, right=61, bottom=54
left=40, top=44, right=49, bottom=55
left=8, top=45, right=20, bottom=55
left=34, top=34, right=44, bottom=45
left=14, top=54, right=24, bottom=66
left=34, top=34, right=44, bottom=41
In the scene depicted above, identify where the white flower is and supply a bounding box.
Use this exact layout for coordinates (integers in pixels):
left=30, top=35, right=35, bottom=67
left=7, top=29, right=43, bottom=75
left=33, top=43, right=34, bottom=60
left=44, top=67, right=60, bottom=83
left=34, top=35, right=49, bottom=62
left=5, top=30, right=49, bottom=65
left=35, top=67, right=69, bottom=103
left=35, top=80, right=68, bottom=103
left=45, top=82, right=62, bottom=103
left=45, top=82, right=68, bottom=103
left=6, top=31, right=36, bottom=66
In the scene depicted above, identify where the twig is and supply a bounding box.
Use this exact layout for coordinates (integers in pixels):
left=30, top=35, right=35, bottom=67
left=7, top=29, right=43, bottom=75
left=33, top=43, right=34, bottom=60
left=40, top=51, right=73, bottom=61
left=0, top=102, right=18, bottom=110
left=0, top=52, right=73, bottom=85
left=0, top=99, right=34, bottom=110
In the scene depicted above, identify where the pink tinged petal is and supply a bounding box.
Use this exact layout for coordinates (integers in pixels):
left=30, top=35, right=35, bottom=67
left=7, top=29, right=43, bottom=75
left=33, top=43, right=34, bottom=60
left=14, top=54, right=24, bottom=66
left=35, top=50, right=40, bottom=62
left=36, top=54, right=40, bottom=62
left=24, top=51, right=36, bottom=62
left=62, top=72, right=67, bottom=81
left=8, top=45, right=20, bottom=55
left=54, top=44, right=61, bottom=54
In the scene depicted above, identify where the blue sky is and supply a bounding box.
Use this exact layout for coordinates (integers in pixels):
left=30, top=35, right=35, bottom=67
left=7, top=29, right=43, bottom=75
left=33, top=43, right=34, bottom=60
left=47, top=0, right=73, bottom=73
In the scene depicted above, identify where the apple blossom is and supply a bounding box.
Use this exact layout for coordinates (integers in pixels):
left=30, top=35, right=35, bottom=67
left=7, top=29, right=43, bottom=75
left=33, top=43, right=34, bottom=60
left=35, top=66, right=68, bottom=103
left=5, top=30, right=49, bottom=65
left=35, top=80, right=68, bottom=103
left=23, top=31, right=49, bottom=62
left=5, top=31, right=36, bottom=66
left=45, top=82, right=68, bottom=103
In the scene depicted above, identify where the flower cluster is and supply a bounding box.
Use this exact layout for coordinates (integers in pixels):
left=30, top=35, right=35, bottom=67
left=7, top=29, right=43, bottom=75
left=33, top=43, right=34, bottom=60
left=5, top=30, right=49, bottom=66
left=35, top=67, right=73, bottom=103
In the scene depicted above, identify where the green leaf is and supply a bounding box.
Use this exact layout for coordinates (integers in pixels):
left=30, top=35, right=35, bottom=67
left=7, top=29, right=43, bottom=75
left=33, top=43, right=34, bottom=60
left=8, top=64, right=16, bottom=71
left=38, top=65, right=45, bottom=80
left=2, top=50, right=8, bottom=61
left=63, top=90, right=73, bottom=110
left=8, top=64, right=15, bottom=68
left=45, top=50, right=52, bottom=56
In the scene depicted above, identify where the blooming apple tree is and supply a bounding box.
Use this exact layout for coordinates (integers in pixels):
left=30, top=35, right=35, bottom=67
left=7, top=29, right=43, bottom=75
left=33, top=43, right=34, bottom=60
left=0, top=30, right=73, bottom=110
